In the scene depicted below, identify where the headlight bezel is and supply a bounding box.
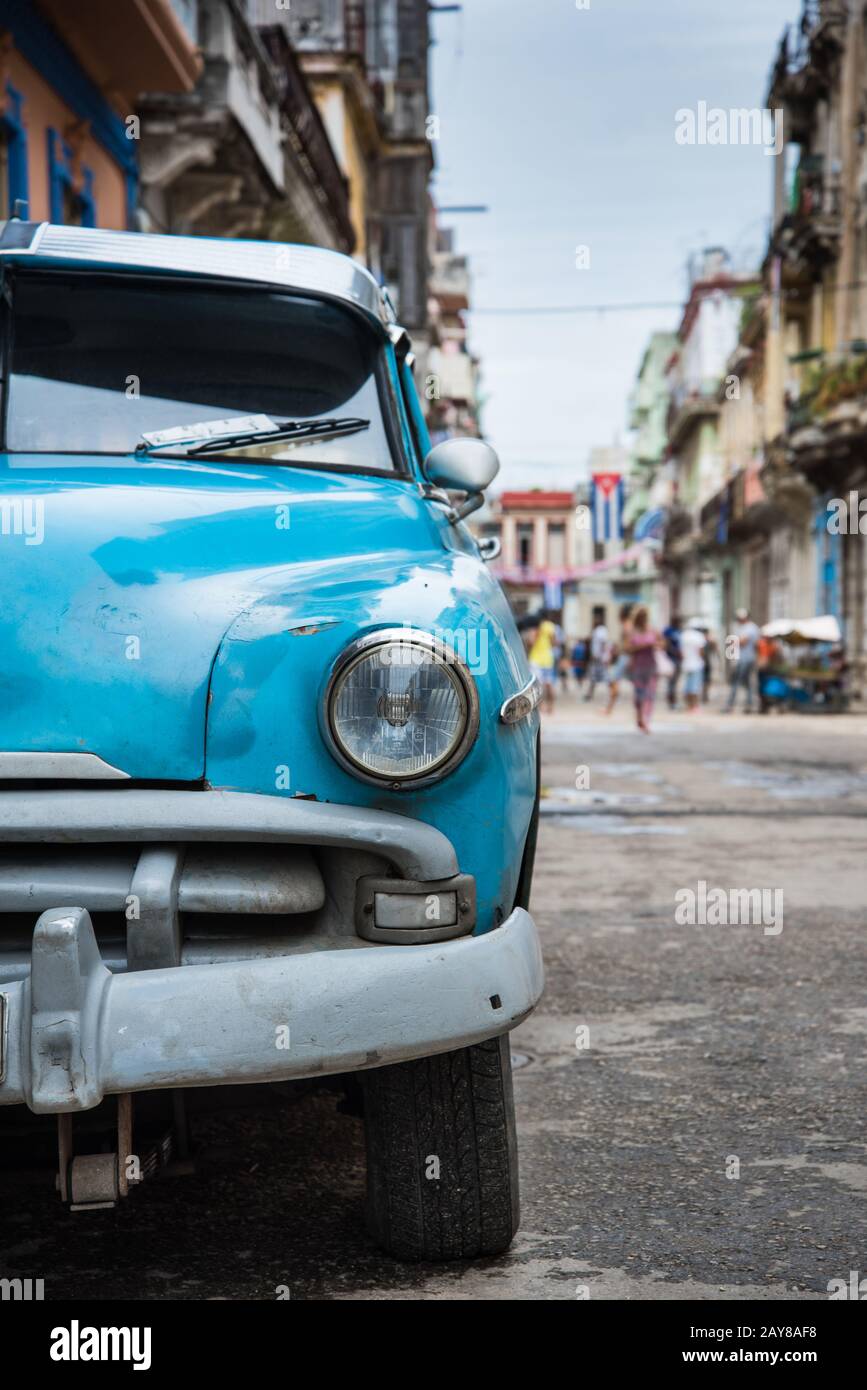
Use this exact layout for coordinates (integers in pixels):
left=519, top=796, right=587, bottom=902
left=322, top=628, right=481, bottom=789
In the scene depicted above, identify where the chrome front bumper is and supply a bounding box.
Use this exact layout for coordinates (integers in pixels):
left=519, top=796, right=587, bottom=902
left=0, top=788, right=544, bottom=1113
left=0, top=904, right=543, bottom=1112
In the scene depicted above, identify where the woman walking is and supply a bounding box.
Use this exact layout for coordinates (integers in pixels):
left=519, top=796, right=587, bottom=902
left=626, top=606, right=661, bottom=733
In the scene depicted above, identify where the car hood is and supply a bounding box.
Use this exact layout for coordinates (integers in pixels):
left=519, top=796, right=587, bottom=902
left=0, top=457, right=437, bottom=781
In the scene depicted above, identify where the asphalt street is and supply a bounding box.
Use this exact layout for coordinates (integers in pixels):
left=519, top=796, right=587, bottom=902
left=1, top=691, right=865, bottom=1300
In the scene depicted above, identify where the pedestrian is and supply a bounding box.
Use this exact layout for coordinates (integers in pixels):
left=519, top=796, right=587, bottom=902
left=528, top=609, right=558, bottom=714
left=626, top=605, right=661, bottom=733
left=606, top=602, right=635, bottom=714
left=679, top=621, right=707, bottom=712
left=558, top=650, right=571, bottom=694
left=757, top=632, right=784, bottom=713
left=701, top=626, right=716, bottom=703
left=550, top=614, right=569, bottom=694
left=571, top=635, right=589, bottom=689
left=662, top=614, right=683, bottom=709
left=584, top=609, right=611, bottom=703
left=725, top=607, right=761, bottom=713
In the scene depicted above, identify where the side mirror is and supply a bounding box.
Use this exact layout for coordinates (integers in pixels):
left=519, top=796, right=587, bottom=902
left=422, top=438, right=500, bottom=522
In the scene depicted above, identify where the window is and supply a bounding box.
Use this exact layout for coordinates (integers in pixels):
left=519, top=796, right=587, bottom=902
left=47, top=129, right=95, bottom=227
left=548, top=522, right=566, bottom=567
left=6, top=272, right=399, bottom=473
left=0, top=84, right=28, bottom=217
left=62, top=181, right=86, bottom=227
left=517, top=523, right=534, bottom=568
left=0, top=128, right=8, bottom=219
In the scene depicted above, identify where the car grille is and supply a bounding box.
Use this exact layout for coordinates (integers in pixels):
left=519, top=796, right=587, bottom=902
left=0, top=842, right=330, bottom=982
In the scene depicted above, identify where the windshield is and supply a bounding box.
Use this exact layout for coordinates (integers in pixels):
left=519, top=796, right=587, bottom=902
left=5, top=271, right=399, bottom=471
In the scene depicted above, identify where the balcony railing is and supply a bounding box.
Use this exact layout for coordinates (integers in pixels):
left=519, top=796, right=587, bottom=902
left=786, top=0, right=846, bottom=72
left=667, top=388, right=720, bottom=448
left=790, top=152, right=841, bottom=222
left=785, top=351, right=867, bottom=431
left=769, top=0, right=846, bottom=104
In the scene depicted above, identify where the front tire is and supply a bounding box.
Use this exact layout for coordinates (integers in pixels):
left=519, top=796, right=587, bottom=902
left=361, top=1034, right=520, bottom=1261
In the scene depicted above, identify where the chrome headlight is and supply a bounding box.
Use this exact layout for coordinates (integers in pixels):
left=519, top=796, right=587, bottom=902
left=324, top=629, right=480, bottom=787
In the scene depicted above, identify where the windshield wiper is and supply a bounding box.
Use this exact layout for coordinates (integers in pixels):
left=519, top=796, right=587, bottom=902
left=136, top=416, right=369, bottom=458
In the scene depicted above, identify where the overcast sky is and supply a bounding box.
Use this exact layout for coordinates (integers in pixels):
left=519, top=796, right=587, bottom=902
left=430, top=0, right=798, bottom=489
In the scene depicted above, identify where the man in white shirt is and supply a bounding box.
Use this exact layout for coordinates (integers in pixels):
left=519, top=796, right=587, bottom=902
left=725, top=608, right=761, bottom=712
left=584, top=613, right=611, bottom=702
left=680, top=623, right=707, bottom=711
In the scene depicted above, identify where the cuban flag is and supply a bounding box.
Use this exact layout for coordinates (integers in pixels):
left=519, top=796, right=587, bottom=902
left=590, top=472, right=624, bottom=543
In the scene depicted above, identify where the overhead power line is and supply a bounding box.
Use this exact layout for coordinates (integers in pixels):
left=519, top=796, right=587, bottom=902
left=471, top=300, right=684, bottom=316
left=470, top=276, right=867, bottom=318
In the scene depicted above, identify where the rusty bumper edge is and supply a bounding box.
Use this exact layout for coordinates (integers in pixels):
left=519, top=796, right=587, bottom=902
left=0, top=906, right=544, bottom=1113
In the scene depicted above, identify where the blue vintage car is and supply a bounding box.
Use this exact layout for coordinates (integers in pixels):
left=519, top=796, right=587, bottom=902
left=0, top=221, right=543, bottom=1259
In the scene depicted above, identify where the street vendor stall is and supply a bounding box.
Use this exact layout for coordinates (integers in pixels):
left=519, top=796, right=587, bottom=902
left=759, top=616, right=847, bottom=712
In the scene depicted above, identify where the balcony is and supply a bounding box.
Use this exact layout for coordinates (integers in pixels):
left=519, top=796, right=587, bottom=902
left=780, top=351, right=867, bottom=483
left=260, top=0, right=361, bottom=57
left=767, top=0, right=847, bottom=124
left=776, top=152, right=842, bottom=268
left=667, top=389, right=719, bottom=453
left=137, top=0, right=286, bottom=236
left=38, top=0, right=202, bottom=96
left=789, top=352, right=867, bottom=425
left=258, top=25, right=355, bottom=251
left=698, top=464, right=775, bottom=545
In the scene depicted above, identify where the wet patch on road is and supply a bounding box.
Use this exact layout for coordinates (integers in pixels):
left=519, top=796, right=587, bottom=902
left=702, top=759, right=867, bottom=800
left=541, top=787, right=664, bottom=814
left=542, top=814, right=688, bottom=834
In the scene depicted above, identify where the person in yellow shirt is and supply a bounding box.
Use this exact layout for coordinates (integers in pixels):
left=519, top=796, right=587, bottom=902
left=528, top=612, right=557, bottom=713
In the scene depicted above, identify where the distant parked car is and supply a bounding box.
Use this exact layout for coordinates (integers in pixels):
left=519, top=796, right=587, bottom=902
left=0, top=221, right=543, bottom=1260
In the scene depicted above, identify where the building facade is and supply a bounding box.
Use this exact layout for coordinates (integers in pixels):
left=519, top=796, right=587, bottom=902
left=0, top=1, right=356, bottom=249
left=659, top=249, right=760, bottom=631
left=762, top=0, right=866, bottom=690
left=426, top=221, right=482, bottom=442
left=482, top=463, right=646, bottom=640
left=622, top=2, right=867, bottom=696
left=279, top=0, right=434, bottom=340
left=485, top=490, right=580, bottom=618
left=138, top=0, right=354, bottom=247
left=624, top=333, right=678, bottom=614
left=0, top=0, right=201, bottom=229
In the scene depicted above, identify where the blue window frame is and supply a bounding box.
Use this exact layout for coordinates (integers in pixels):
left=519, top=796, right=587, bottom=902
left=1, top=83, right=29, bottom=216
left=814, top=495, right=841, bottom=619
left=47, top=128, right=96, bottom=227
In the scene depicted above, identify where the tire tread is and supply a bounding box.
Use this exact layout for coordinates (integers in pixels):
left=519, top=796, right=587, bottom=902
left=362, top=1034, right=519, bottom=1261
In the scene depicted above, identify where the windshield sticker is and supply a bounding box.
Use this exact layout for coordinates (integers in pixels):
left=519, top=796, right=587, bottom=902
left=141, top=415, right=276, bottom=448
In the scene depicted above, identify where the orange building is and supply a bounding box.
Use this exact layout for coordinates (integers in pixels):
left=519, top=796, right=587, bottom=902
left=0, top=0, right=200, bottom=228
